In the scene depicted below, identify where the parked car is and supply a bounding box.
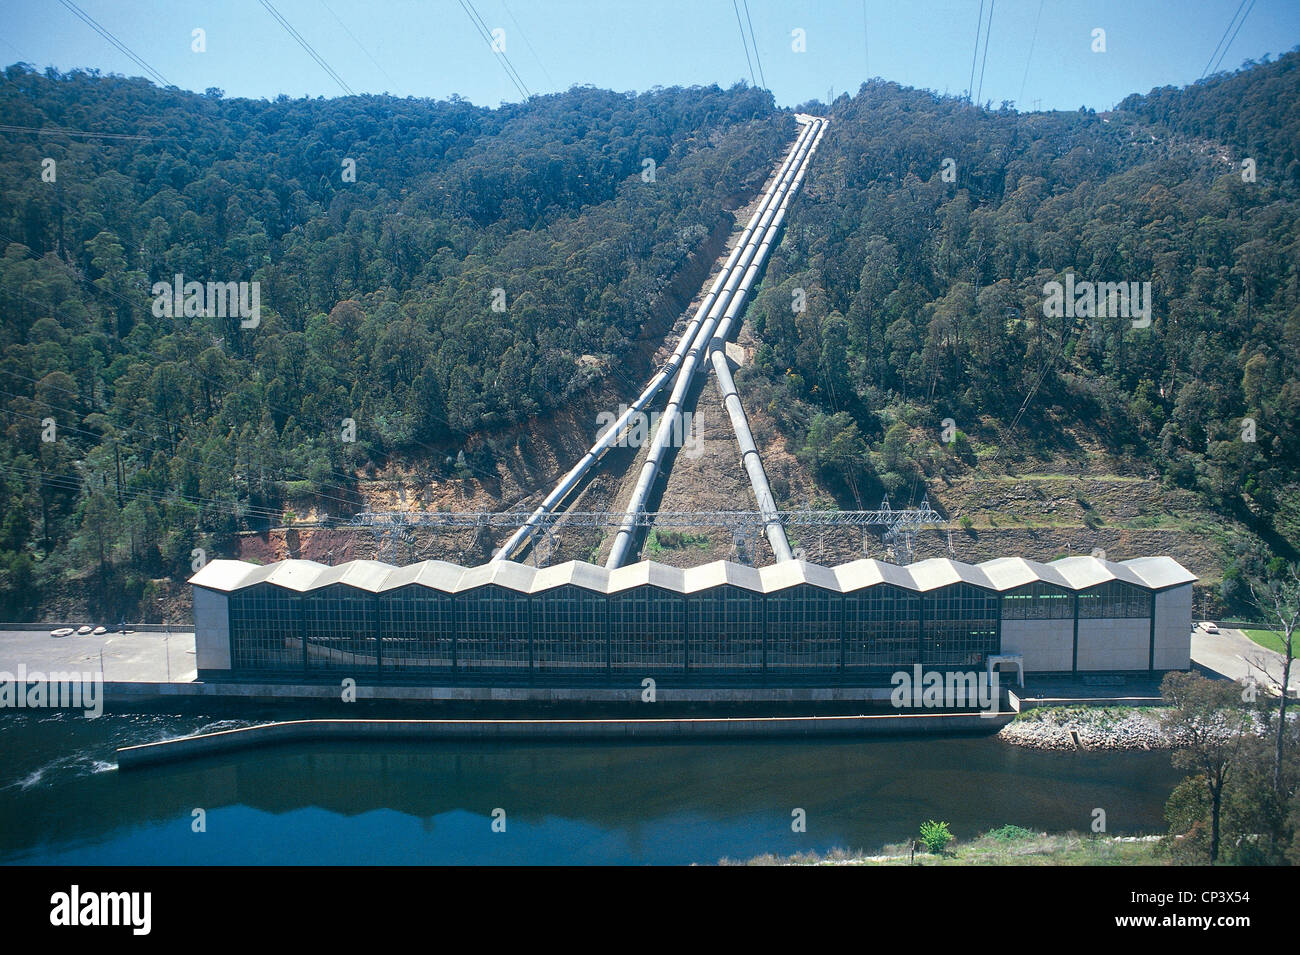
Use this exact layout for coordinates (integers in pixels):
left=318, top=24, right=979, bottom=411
left=49, top=627, right=74, bottom=637
left=92, top=625, right=107, bottom=635
left=76, top=625, right=92, bottom=635
left=1200, top=621, right=1220, bottom=634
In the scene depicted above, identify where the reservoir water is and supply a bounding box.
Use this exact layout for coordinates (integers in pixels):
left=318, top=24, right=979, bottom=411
left=0, top=712, right=1183, bottom=864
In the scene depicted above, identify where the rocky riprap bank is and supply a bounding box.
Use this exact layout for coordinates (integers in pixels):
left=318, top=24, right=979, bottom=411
left=997, top=706, right=1171, bottom=751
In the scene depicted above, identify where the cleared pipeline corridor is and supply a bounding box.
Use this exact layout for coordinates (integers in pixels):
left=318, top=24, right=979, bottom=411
left=494, top=115, right=828, bottom=567
left=606, top=116, right=827, bottom=567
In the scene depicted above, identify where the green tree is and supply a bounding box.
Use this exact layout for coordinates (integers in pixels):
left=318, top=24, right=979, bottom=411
left=1248, top=562, right=1300, bottom=798
left=1160, top=671, right=1256, bottom=864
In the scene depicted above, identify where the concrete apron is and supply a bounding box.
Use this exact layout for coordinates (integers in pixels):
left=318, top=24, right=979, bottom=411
left=101, top=681, right=1014, bottom=705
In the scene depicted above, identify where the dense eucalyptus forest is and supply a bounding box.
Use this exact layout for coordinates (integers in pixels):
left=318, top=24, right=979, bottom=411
left=1, top=50, right=1298, bottom=620
left=744, top=50, right=1300, bottom=590
left=0, top=66, right=788, bottom=616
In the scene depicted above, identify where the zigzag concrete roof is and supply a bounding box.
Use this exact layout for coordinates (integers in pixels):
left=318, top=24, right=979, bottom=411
left=979, top=557, right=1074, bottom=591
left=191, top=554, right=1197, bottom=596
left=605, top=560, right=688, bottom=595
left=759, top=559, right=841, bottom=593
left=378, top=560, right=466, bottom=593
left=832, top=559, right=917, bottom=592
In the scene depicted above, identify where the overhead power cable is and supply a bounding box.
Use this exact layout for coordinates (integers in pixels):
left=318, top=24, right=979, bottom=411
left=967, top=0, right=985, bottom=102
left=1209, top=0, right=1256, bottom=77
left=743, top=0, right=766, bottom=88
left=976, top=0, right=995, bottom=105
left=259, top=0, right=355, bottom=95
left=56, top=0, right=170, bottom=87
left=0, top=459, right=290, bottom=523
left=501, top=0, right=556, bottom=90
left=1018, top=0, right=1044, bottom=108
left=463, top=0, right=532, bottom=95
left=0, top=122, right=160, bottom=142
left=457, top=0, right=531, bottom=100
left=1200, top=0, right=1250, bottom=80
left=319, top=0, right=398, bottom=90
left=732, top=0, right=757, bottom=87
left=0, top=382, right=364, bottom=516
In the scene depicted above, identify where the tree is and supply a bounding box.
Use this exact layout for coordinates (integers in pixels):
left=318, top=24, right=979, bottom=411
left=799, top=412, right=871, bottom=503
left=1248, top=561, right=1300, bottom=798
left=75, top=491, right=120, bottom=576
left=1160, top=671, right=1256, bottom=864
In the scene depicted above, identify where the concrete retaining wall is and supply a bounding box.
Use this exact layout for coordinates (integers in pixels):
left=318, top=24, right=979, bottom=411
left=117, top=702, right=1019, bottom=768
left=103, top=680, right=917, bottom=705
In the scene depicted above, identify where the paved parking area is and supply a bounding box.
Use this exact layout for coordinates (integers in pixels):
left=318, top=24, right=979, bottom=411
left=1192, top=627, right=1300, bottom=693
left=0, top=629, right=196, bottom=683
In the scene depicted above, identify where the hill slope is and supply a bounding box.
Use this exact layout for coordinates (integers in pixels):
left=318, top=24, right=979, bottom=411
left=0, top=67, right=788, bottom=618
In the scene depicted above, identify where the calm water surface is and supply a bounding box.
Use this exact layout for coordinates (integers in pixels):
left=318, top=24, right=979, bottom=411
left=0, top=712, right=1183, bottom=864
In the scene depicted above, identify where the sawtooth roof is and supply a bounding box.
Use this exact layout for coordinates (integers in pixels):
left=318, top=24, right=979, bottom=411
left=191, top=554, right=1196, bottom=596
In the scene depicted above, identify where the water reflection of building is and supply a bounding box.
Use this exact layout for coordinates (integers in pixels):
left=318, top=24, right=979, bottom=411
left=190, top=555, right=1194, bottom=687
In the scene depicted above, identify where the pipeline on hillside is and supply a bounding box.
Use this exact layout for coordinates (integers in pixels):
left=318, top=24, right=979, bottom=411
left=605, top=117, right=827, bottom=568
left=705, top=118, right=828, bottom=563
left=493, top=117, right=820, bottom=563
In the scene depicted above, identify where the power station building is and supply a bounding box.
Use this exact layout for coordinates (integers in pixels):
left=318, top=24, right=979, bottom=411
left=189, top=554, right=1195, bottom=684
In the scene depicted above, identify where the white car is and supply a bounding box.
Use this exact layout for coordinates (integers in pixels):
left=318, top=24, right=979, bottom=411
left=1200, top=621, right=1220, bottom=634
left=49, top=627, right=74, bottom=638
left=76, top=625, right=93, bottom=635
left=92, top=626, right=107, bottom=635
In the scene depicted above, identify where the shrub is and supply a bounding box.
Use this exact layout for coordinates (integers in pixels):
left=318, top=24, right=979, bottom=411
left=987, top=824, right=1034, bottom=841
left=919, top=819, right=954, bottom=854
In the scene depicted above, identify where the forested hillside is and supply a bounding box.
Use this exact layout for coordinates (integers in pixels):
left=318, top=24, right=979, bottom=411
left=0, top=65, right=789, bottom=617
left=741, top=50, right=1300, bottom=606
left=3, top=49, right=1299, bottom=622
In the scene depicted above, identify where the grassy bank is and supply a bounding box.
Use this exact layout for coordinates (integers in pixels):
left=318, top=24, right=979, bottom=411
left=731, top=829, right=1166, bottom=866
left=1243, top=629, right=1288, bottom=654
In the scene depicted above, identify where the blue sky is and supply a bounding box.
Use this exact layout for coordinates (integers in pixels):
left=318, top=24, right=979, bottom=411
left=4, top=1, right=1299, bottom=111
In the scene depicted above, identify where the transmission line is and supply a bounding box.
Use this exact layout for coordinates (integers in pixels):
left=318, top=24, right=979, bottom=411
left=976, top=0, right=995, bottom=106
left=732, top=0, right=757, bottom=87
left=56, top=0, right=170, bottom=87
left=967, top=0, right=985, bottom=102
left=458, top=0, right=531, bottom=100
left=1209, top=0, right=1256, bottom=77
left=0, top=122, right=160, bottom=142
left=0, top=229, right=504, bottom=485
left=743, top=0, right=766, bottom=88
left=259, top=0, right=355, bottom=95
left=502, top=0, right=556, bottom=90
left=1201, top=0, right=1250, bottom=79
left=319, top=0, right=397, bottom=90
left=1018, top=0, right=1043, bottom=108
left=0, top=392, right=363, bottom=516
